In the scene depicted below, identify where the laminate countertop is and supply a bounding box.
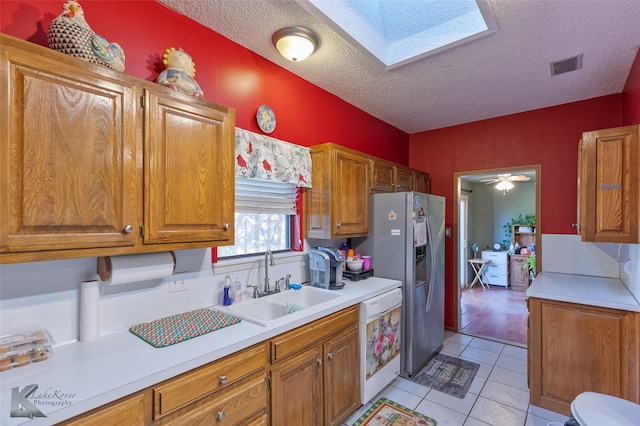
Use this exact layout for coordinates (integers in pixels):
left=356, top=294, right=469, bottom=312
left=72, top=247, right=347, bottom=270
left=0, top=277, right=401, bottom=426
left=526, top=272, right=640, bottom=312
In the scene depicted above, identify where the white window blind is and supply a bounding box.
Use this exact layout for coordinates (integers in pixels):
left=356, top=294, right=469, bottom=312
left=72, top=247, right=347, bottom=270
left=235, top=177, right=297, bottom=215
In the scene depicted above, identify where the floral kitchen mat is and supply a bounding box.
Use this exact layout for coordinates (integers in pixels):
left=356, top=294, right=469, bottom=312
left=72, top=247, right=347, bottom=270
left=353, top=398, right=437, bottom=426
left=129, top=308, right=240, bottom=348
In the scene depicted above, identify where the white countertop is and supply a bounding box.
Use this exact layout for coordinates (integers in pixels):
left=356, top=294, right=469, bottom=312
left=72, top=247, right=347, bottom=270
left=0, top=278, right=401, bottom=425
left=526, top=272, right=640, bottom=312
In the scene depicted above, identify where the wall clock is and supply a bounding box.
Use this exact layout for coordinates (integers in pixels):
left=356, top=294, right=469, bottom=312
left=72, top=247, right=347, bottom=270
left=256, top=105, right=276, bottom=134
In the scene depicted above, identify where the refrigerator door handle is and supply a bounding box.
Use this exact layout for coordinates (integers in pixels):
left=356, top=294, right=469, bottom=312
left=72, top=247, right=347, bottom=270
left=425, top=215, right=436, bottom=313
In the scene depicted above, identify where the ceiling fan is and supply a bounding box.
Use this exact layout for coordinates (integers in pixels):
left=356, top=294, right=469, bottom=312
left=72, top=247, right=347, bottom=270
left=481, top=174, right=531, bottom=185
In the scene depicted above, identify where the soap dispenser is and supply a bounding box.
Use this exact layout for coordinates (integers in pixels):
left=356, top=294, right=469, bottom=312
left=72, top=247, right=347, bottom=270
left=223, top=274, right=233, bottom=306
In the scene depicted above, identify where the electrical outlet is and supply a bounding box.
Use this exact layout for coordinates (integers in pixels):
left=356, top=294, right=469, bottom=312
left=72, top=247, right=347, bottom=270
left=169, top=279, right=188, bottom=293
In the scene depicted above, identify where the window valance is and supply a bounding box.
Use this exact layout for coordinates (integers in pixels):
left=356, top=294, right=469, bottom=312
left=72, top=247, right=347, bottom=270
left=234, top=128, right=312, bottom=188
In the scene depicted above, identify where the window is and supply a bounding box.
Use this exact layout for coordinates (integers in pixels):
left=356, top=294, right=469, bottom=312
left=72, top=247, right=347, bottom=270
left=217, top=178, right=299, bottom=258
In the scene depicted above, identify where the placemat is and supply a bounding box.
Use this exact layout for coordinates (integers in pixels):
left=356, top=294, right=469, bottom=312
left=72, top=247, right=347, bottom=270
left=129, top=308, right=240, bottom=348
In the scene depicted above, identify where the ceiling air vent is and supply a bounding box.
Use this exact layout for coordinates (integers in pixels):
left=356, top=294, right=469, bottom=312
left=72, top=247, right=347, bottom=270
left=550, top=54, right=583, bottom=76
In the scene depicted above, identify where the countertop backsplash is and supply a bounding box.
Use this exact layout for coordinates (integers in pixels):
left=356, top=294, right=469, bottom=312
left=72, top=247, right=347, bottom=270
left=0, top=248, right=309, bottom=345
left=541, top=233, right=640, bottom=303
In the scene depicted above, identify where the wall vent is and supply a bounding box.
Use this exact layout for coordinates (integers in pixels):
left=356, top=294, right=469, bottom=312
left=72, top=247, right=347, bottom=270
left=550, top=54, right=583, bottom=76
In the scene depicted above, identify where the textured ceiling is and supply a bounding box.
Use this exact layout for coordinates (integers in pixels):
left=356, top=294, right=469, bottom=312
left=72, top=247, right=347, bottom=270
left=157, top=0, right=640, bottom=134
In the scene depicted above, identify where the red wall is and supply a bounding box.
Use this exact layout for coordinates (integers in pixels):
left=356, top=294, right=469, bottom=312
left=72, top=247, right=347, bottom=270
left=409, top=95, right=625, bottom=327
left=0, top=0, right=408, bottom=162
left=623, top=47, right=640, bottom=125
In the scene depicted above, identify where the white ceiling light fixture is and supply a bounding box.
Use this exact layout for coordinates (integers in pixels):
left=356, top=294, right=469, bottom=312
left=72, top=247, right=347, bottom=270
left=272, top=27, right=318, bottom=62
left=495, top=180, right=514, bottom=194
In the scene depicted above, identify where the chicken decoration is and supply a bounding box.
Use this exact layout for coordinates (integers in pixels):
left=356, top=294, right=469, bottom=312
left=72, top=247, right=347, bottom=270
left=47, top=1, right=125, bottom=72
left=156, top=47, right=204, bottom=98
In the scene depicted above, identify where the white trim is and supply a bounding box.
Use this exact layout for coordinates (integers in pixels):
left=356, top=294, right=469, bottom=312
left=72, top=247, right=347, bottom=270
left=212, top=251, right=305, bottom=275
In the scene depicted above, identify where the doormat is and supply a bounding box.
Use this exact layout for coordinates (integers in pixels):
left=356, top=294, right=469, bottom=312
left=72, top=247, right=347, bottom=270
left=353, top=398, right=437, bottom=426
left=411, top=353, right=479, bottom=399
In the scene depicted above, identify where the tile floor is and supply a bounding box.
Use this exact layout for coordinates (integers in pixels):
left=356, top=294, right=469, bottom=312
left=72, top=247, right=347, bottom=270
left=345, top=331, right=569, bottom=426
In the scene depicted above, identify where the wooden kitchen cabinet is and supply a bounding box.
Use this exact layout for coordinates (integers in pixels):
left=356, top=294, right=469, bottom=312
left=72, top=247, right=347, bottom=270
left=370, top=158, right=396, bottom=193
left=412, top=171, right=431, bottom=193
left=395, top=166, right=413, bottom=192
left=59, top=392, right=150, bottom=426
left=509, top=254, right=529, bottom=290
left=270, top=306, right=360, bottom=426
left=306, top=143, right=370, bottom=238
left=0, top=34, right=235, bottom=263
left=578, top=125, right=639, bottom=243
left=528, top=297, right=640, bottom=415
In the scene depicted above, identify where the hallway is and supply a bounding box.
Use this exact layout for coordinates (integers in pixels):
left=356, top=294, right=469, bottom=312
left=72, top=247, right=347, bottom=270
left=460, top=285, right=528, bottom=346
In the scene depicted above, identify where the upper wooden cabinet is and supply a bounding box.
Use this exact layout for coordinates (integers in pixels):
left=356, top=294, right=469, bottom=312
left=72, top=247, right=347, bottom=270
left=370, top=158, right=430, bottom=194
left=578, top=125, right=639, bottom=243
left=306, top=143, right=370, bottom=238
left=0, top=34, right=235, bottom=263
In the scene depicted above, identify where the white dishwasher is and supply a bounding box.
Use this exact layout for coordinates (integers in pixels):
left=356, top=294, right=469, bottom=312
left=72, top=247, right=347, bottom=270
left=359, top=287, right=403, bottom=403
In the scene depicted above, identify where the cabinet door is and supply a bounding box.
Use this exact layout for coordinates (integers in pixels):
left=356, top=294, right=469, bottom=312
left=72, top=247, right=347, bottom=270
left=144, top=87, right=234, bottom=245
left=271, top=346, right=324, bottom=426
left=413, top=171, right=430, bottom=193
left=580, top=125, right=638, bottom=243
left=61, top=392, right=149, bottom=426
left=0, top=39, right=139, bottom=254
left=395, top=166, right=413, bottom=192
left=370, top=159, right=395, bottom=193
left=331, top=149, right=369, bottom=237
left=324, top=326, right=361, bottom=426
left=529, top=298, right=640, bottom=415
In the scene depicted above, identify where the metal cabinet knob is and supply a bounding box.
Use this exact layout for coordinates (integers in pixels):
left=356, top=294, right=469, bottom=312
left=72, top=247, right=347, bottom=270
left=336, top=223, right=342, bottom=229
left=317, top=358, right=323, bottom=365
left=223, top=223, right=230, bottom=230
left=219, top=375, right=227, bottom=385
left=328, top=353, right=334, bottom=360
left=123, top=225, right=133, bottom=234
left=217, top=411, right=225, bottom=421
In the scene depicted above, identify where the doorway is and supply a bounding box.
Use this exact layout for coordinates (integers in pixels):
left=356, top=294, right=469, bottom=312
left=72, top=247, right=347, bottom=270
left=453, top=166, right=541, bottom=347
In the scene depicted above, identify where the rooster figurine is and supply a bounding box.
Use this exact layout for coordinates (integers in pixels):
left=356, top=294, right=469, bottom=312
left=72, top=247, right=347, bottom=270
left=47, top=1, right=125, bottom=72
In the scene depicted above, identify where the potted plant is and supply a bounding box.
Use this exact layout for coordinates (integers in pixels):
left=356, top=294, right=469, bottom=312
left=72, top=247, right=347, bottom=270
left=502, top=214, right=536, bottom=247
left=524, top=252, right=536, bottom=281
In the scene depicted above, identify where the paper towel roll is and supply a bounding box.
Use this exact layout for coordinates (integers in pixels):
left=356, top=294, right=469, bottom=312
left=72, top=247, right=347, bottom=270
left=79, top=280, right=100, bottom=342
left=97, top=252, right=176, bottom=285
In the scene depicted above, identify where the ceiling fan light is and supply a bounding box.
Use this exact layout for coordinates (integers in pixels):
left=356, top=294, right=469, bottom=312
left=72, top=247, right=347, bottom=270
left=272, top=27, right=318, bottom=62
left=495, top=181, right=514, bottom=191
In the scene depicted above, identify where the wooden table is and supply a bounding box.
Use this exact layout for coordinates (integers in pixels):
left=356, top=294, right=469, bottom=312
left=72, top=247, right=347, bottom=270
left=468, top=259, right=491, bottom=291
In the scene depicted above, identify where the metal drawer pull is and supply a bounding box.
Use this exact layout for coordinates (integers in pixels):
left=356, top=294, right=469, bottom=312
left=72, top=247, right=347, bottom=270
left=328, top=353, right=334, bottom=360
left=219, top=375, right=227, bottom=384
left=217, top=411, right=225, bottom=421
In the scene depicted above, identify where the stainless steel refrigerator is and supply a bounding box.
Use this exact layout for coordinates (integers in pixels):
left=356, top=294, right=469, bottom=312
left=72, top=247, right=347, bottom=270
left=354, top=192, right=445, bottom=379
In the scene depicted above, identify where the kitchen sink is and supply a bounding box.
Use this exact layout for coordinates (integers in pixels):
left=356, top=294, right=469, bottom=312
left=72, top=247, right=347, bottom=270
left=215, top=286, right=346, bottom=327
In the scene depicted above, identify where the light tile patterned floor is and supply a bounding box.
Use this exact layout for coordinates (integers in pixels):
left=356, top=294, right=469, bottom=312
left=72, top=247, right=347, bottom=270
left=345, top=331, right=569, bottom=426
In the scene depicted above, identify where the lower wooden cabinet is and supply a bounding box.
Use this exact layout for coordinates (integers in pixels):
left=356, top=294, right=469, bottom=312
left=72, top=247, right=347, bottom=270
left=271, top=306, right=361, bottom=426
left=528, top=297, right=640, bottom=415
left=60, top=392, right=149, bottom=426
left=57, top=307, right=362, bottom=426
left=509, top=254, right=529, bottom=290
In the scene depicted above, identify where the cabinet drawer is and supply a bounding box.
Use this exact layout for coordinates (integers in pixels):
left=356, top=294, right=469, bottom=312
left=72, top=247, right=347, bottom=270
left=61, top=392, right=148, bottom=426
left=153, top=342, right=268, bottom=419
left=271, top=306, right=358, bottom=362
left=485, top=263, right=508, bottom=276
left=481, top=251, right=508, bottom=265
left=484, top=273, right=508, bottom=286
left=163, top=373, right=268, bottom=426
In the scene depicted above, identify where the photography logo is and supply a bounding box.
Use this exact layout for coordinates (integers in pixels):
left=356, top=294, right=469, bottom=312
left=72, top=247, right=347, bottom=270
left=10, top=384, right=46, bottom=419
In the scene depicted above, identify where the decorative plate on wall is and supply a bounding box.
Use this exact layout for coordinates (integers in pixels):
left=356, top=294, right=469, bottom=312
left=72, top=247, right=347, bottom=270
left=256, top=105, right=276, bottom=134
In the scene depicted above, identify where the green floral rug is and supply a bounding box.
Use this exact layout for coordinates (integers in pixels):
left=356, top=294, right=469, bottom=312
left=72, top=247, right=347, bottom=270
left=353, top=398, right=437, bottom=425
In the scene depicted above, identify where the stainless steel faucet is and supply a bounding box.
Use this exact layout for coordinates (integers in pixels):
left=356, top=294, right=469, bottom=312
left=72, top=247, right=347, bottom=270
left=263, top=249, right=274, bottom=293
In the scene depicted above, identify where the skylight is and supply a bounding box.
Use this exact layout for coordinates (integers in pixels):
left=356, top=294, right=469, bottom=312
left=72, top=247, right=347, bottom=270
left=300, top=0, right=497, bottom=69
